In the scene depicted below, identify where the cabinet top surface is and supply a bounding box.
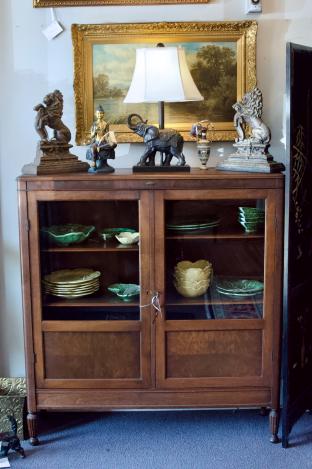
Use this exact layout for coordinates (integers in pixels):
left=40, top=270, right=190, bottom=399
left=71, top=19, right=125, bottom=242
left=18, top=168, right=284, bottom=182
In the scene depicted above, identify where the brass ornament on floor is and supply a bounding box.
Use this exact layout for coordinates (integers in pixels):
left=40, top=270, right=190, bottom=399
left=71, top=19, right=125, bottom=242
left=0, top=378, right=26, bottom=441
left=0, top=416, right=25, bottom=459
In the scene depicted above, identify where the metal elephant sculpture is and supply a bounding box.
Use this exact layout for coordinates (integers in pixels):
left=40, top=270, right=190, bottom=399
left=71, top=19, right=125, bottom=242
left=127, top=114, right=186, bottom=167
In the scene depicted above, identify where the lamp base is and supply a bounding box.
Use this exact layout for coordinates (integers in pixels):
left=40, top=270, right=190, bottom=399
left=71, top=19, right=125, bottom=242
left=133, top=165, right=190, bottom=173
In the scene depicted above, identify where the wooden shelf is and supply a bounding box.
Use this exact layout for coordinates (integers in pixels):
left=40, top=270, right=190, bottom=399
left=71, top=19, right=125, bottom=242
left=166, top=294, right=263, bottom=307
left=43, top=295, right=140, bottom=308
left=166, top=229, right=264, bottom=240
left=42, top=241, right=139, bottom=253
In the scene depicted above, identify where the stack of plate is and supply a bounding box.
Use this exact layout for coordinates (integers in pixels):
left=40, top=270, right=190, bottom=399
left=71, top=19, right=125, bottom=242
left=42, top=268, right=101, bottom=298
left=238, top=207, right=265, bottom=233
left=167, top=216, right=220, bottom=232
left=215, top=279, right=264, bottom=297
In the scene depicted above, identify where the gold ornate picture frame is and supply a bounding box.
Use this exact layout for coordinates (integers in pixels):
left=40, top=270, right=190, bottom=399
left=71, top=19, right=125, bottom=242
left=34, top=0, right=210, bottom=6
left=72, top=21, right=257, bottom=144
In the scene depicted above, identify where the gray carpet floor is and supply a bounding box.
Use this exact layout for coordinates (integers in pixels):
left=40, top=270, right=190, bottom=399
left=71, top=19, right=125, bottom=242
left=7, top=410, right=312, bottom=468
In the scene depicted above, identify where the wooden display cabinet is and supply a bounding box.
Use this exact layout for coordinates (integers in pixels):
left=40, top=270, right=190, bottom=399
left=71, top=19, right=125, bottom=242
left=17, top=169, right=284, bottom=444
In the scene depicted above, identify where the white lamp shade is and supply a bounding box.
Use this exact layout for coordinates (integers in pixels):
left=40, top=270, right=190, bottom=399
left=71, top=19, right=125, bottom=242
left=124, top=46, right=204, bottom=103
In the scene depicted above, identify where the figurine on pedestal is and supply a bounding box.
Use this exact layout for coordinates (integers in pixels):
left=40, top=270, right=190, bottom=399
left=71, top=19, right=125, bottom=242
left=217, top=87, right=285, bottom=173
left=86, top=106, right=117, bottom=173
left=22, top=90, right=89, bottom=175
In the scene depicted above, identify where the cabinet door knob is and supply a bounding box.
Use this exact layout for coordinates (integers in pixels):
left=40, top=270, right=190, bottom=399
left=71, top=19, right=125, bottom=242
left=145, top=181, right=155, bottom=186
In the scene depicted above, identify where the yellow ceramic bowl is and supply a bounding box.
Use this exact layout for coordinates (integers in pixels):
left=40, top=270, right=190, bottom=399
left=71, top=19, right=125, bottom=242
left=174, top=259, right=213, bottom=297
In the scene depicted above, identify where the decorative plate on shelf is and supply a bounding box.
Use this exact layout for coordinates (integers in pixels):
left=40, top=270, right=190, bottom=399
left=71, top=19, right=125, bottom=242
left=42, top=280, right=99, bottom=292
left=166, top=217, right=220, bottom=231
left=42, top=268, right=101, bottom=298
left=42, top=287, right=99, bottom=299
left=44, top=268, right=101, bottom=284
left=215, top=279, right=264, bottom=297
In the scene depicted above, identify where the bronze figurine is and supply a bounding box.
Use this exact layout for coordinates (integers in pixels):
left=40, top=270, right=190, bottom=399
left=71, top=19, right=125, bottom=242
left=22, top=90, right=89, bottom=175
left=34, top=89, right=71, bottom=143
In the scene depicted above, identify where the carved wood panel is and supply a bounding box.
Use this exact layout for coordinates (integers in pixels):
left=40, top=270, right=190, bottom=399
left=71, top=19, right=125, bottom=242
left=282, top=42, right=312, bottom=447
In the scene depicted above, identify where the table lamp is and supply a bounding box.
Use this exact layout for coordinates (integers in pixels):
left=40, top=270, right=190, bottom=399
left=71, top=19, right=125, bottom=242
left=124, top=44, right=204, bottom=171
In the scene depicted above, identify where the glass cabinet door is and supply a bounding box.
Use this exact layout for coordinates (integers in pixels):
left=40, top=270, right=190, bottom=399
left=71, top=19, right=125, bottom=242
left=155, top=190, right=274, bottom=389
left=165, top=199, right=264, bottom=321
left=28, top=191, right=151, bottom=389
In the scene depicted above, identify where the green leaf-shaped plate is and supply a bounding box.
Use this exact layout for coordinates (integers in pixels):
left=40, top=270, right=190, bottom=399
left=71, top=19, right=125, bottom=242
left=41, top=224, right=95, bottom=246
left=216, top=279, right=264, bottom=294
left=107, top=283, right=140, bottom=301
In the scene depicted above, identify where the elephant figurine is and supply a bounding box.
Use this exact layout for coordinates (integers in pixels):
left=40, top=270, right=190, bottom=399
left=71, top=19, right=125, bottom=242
left=127, top=114, right=186, bottom=167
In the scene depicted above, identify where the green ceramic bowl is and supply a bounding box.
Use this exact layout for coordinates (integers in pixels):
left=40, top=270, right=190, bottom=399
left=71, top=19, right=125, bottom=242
left=238, top=214, right=265, bottom=223
left=107, top=283, right=140, bottom=301
left=238, top=220, right=263, bottom=233
left=41, top=224, right=95, bottom=246
left=98, top=228, right=136, bottom=241
left=238, top=207, right=265, bottom=215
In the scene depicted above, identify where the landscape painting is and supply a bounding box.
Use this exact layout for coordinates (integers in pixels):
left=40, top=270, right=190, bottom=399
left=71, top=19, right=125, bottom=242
left=93, top=42, right=237, bottom=126
left=34, top=0, right=209, bottom=6
left=72, top=22, right=257, bottom=144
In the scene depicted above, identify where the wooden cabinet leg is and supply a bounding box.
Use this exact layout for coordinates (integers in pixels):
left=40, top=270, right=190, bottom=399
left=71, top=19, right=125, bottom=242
left=269, top=409, right=280, bottom=443
left=27, top=412, right=39, bottom=446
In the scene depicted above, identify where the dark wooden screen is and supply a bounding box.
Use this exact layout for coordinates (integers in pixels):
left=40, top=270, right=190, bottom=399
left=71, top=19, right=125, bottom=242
left=282, top=42, right=312, bottom=448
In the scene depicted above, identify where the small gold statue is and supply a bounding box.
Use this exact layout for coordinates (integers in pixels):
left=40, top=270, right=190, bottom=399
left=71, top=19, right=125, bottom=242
left=86, top=105, right=117, bottom=174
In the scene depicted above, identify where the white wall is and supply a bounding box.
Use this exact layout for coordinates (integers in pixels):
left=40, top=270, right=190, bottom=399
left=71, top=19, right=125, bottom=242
left=0, top=0, right=311, bottom=376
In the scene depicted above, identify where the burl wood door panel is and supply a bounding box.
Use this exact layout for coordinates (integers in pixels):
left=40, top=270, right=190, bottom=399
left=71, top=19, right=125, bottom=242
left=44, top=331, right=141, bottom=380
left=166, top=330, right=262, bottom=378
